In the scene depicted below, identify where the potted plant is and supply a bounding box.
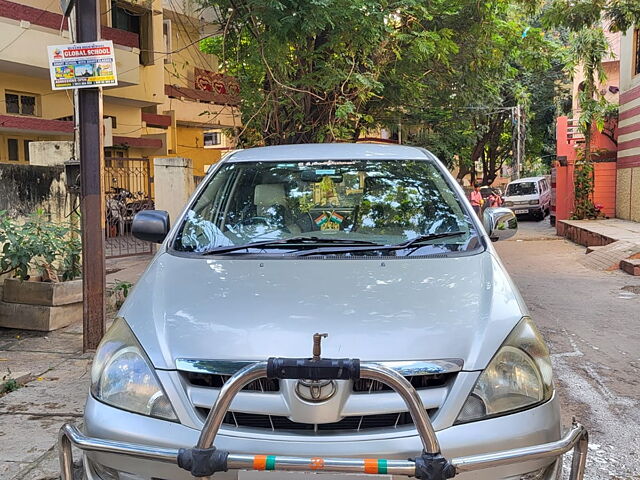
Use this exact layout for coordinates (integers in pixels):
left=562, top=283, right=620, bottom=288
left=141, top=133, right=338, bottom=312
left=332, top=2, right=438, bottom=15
left=0, top=209, right=82, bottom=331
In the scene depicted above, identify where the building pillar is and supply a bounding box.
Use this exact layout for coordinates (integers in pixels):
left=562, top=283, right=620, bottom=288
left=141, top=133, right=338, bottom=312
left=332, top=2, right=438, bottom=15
left=153, top=157, right=196, bottom=225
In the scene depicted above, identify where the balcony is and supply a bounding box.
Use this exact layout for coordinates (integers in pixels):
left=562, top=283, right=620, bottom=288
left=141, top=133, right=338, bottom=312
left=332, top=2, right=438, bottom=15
left=0, top=0, right=141, bottom=85
left=556, top=115, right=618, bottom=163
left=162, top=84, right=240, bottom=128
left=0, top=24, right=140, bottom=87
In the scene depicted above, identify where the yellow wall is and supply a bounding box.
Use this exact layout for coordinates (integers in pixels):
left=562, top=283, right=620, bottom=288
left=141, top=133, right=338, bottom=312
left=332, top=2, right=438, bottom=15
left=0, top=134, right=66, bottom=163
left=175, top=125, right=223, bottom=175
left=0, top=72, right=73, bottom=119
left=163, top=10, right=219, bottom=89
left=0, top=0, right=239, bottom=172
left=104, top=0, right=165, bottom=106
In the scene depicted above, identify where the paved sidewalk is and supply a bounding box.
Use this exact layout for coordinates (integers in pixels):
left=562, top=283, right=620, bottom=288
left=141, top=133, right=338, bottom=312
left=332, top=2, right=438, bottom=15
left=558, top=218, right=640, bottom=244
left=0, top=322, right=88, bottom=479
left=0, top=254, right=152, bottom=480
left=558, top=219, right=640, bottom=272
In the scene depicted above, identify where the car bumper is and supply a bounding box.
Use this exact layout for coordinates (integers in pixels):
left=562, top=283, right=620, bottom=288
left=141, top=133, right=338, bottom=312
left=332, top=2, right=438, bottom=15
left=506, top=206, right=542, bottom=215
left=61, top=393, right=586, bottom=480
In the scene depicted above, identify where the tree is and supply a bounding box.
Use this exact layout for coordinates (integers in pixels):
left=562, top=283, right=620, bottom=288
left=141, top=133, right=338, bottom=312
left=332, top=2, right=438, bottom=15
left=378, top=2, right=567, bottom=186
left=199, top=0, right=460, bottom=146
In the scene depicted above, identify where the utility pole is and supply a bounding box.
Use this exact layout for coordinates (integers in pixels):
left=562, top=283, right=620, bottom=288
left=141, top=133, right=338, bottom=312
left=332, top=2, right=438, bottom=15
left=511, top=105, right=523, bottom=180
left=75, top=0, right=106, bottom=351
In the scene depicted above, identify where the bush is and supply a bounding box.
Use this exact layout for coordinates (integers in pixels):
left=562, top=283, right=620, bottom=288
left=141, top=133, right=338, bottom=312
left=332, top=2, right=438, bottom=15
left=0, top=209, right=81, bottom=281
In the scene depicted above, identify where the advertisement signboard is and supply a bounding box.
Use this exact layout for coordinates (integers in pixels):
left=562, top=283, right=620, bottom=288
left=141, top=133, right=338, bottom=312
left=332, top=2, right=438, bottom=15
left=47, top=41, right=118, bottom=90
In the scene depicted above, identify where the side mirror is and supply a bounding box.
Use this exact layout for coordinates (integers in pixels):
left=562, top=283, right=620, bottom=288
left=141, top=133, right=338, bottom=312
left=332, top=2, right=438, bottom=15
left=483, top=207, right=517, bottom=242
left=132, top=210, right=170, bottom=243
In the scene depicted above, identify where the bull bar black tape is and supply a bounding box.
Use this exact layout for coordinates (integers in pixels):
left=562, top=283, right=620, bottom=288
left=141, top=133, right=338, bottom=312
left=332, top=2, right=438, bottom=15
left=177, top=447, right=229, bottom=477
left=267, top=357, right=360, bottom=380
left=414, top=452, right=456, bottom=480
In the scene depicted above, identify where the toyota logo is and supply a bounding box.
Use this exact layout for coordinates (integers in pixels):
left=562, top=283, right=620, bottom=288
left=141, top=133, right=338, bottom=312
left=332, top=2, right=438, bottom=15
left=295, top=379, right=337, bottom=403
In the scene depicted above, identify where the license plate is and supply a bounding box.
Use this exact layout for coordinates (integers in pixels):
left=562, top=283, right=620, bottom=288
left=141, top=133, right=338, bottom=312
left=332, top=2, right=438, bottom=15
left=239, top=471, right=392, bottom=480
left=514, top=209, right=528, bottom=214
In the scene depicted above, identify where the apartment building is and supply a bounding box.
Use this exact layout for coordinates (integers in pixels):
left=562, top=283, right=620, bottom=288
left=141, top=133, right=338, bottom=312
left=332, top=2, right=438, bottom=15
left=617, top=27, right=640, bottom=221
left=0, top=0, right=240, bottom=175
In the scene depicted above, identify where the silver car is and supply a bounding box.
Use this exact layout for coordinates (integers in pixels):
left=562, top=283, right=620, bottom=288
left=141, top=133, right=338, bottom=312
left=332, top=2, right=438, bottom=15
left=59, top=144, right=586, bottom=480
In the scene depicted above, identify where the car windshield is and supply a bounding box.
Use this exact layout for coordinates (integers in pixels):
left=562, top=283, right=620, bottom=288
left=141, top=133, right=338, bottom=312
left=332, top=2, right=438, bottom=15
left=506, top=182, right=537, bottom=196
left=173, top=159, right=480, bottom=256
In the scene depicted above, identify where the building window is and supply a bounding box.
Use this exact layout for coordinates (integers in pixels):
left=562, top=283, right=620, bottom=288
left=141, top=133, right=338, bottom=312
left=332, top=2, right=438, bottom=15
left=204, top=131, right=222, bottom=147
left=24, top=140, right=31, bottom=162
left=635, top=29, right=640, bottom=76
left=5, top=92, right=38, bottom=116
left=104, top=115, right=117, bottom=128
left=7, top=139, right=19, bottom=161
left=163, top=19, right=172, bottom=64
left=111, top=1, right=154, bottom=66
left=105, top=147, right=127, bottom=159
left=112, top=2, right=140, bottom=33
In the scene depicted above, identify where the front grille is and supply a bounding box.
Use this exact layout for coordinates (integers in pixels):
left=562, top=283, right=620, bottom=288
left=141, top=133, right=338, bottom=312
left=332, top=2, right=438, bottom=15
left=352, top=374, right=450, bottom=392
left=182, top=372, right=454, bottom=393
left=184, top=372, right=280, bottom=392
left=196, top=409, right=437, bottom=432
left=182, top=364, right=457, bottom=434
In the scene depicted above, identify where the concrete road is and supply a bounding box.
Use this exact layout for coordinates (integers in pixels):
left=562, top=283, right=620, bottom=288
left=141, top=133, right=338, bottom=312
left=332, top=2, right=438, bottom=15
left=494, top=218, right=640, bottom=480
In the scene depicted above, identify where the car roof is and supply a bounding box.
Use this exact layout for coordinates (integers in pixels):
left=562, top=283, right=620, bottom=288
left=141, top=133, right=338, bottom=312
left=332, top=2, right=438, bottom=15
left=224, top=143, right=433, bottom=162
left=508, top=176, right=546, bottom=184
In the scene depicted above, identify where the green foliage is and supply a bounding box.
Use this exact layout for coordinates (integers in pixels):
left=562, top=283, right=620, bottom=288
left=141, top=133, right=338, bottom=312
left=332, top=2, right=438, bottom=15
left=571, top=159, right=599, bottom=220
left=199, top=0, right=463, bottom=145
left=109, top=279, right=133, bottom=309
left=392, top=3, right=568, bottom=184
left=0, top=210, right=81, bottom=281
left=543, top=0, right=640, bottom=33
left=110, top=279, right=133, bottom=298
left=1, top=369, right=20, bottom=395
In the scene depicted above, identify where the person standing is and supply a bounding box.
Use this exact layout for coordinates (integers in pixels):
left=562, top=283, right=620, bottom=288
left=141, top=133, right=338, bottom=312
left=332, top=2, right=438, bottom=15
left=488, top=188, right=503, bottom=208
left=470, top=183, right=483, bottom=216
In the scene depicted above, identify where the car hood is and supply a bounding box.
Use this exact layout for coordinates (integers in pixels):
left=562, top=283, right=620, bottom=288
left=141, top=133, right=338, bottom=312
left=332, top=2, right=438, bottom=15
left=121, top=250, right=527, bottom=371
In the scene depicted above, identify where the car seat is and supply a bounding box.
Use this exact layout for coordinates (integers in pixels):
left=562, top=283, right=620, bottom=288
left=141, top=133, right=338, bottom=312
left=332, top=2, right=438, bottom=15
left=253, top=184, right=301, bottom=233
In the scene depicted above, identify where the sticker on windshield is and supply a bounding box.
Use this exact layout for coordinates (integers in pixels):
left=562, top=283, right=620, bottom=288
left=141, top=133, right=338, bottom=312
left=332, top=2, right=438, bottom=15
left=315, top=169, right=336, bottom=175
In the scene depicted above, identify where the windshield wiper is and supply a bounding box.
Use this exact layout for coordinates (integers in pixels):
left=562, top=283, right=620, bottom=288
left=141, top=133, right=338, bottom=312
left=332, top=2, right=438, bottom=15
left=293, top=231, right=466, bottom=257
left=200, top=236, right=383, bottom=255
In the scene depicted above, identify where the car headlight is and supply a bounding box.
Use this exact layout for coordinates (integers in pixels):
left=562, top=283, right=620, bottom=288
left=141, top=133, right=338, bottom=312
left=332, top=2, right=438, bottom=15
left=456, top=317, right=553, bottom=423
left=91, top=318, right=177, bottom=421
left=504, top=201, right=514, bottom=207
left=529, top=199, right=540, bottom=205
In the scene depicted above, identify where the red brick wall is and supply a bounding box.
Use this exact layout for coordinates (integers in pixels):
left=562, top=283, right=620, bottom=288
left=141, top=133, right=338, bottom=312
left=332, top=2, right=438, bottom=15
left=554, top=161, right=617, bottom=224
left=593, top=162, right=617, bottom=218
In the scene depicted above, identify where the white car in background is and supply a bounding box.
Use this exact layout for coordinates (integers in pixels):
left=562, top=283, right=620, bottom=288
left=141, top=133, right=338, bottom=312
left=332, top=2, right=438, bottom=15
left=503, top=176, right=551, bottom=220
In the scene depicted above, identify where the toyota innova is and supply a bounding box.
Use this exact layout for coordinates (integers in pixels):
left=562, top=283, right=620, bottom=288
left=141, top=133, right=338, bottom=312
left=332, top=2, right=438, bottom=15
left=58, top=144, right=587, bottom=480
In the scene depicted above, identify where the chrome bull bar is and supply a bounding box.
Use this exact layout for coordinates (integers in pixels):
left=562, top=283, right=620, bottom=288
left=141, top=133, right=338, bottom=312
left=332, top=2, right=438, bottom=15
left=59, top=358, right=588, bottom=480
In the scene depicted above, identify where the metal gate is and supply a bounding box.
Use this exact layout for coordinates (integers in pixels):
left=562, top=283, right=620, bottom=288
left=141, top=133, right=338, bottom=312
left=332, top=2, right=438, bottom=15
left=104, top=157, right=154, bottom=258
